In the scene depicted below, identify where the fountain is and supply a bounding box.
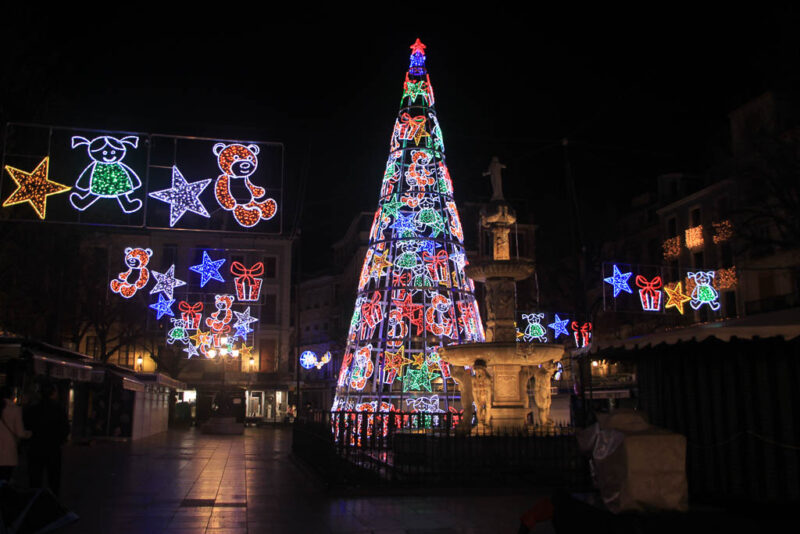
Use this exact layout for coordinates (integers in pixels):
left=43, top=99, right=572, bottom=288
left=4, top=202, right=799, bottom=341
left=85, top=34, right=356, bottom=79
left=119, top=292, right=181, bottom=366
left=441, top=158, right=564, bottom=432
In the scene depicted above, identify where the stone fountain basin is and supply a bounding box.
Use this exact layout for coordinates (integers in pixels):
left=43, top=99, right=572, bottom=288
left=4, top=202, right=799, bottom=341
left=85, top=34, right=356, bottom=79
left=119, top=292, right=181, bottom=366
left=440, top=342, right=564, bottom=367
left=465, top=259, right=535, bottom=282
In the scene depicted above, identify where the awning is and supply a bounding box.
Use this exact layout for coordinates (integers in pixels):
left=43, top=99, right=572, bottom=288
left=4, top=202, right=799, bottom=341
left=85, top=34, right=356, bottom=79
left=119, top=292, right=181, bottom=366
left=32, top=354, right=93, bottom=382
left=589, top=308, right=800, bottom=353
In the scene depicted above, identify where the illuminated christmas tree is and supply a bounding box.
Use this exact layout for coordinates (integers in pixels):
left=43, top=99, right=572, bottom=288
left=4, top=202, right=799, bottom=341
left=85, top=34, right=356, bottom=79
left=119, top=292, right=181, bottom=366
left=332, top=39, right=485, bottom=415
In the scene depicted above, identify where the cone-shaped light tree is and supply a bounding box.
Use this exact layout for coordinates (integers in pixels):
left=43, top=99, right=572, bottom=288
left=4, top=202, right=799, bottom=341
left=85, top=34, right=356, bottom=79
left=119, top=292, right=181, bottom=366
left=332, top=39, right=485, bottom=415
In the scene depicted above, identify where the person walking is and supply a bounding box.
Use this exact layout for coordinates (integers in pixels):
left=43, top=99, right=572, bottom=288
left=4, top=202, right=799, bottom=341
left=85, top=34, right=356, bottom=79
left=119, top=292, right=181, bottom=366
left=0, top=386, right=32, bottom=484
left=26, top=383, right=69, bottom=496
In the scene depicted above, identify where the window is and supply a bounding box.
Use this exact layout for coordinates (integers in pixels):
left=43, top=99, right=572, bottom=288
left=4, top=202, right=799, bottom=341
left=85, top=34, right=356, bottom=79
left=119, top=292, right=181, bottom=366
left=667, top=217, right=677, bottom=238
left=262, top=257, right=277, bottom=279
left=117, top=345, right=134, bottom=367
left=725, top=291, right=737, bottom=318
left=720, top=243, right=733, bottom=268
left=262, top=294, right=277, bottom=324
left=85, top=336, right=100, bottom=359
left=690, top=207, right=701, bottom=227
left=259, top=338, right=277, bottom=373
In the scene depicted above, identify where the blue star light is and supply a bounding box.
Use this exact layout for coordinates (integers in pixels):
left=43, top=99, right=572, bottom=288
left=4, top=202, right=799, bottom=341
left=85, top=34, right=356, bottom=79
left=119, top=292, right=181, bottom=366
left=604, top=264, right=633, bottom=298
left=548, top=314, right=570, bottom=338
left=392, top=212, right=418, bottom=237
left=232, top=323, right=252, bottom=341
left=149, top=294, right=175, bottom=320
left=190, top=251, right=226, bottom=287
left=149, top=165, right=212, bottom=227
left=150, top=264, right=186, bottom=300
left=232, top=306, right=259, bottom=335
left=415, top=239, right=441, bottom=255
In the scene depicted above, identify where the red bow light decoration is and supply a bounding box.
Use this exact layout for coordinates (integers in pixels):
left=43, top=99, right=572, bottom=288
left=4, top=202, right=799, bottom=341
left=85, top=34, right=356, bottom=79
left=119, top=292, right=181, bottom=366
left=178, top=301, right=203, bottom=330
left=635, top=275, right=663, bottom=312
left=360, top=291, right=385, bottom=339
left=230, top=261, right=264, bottom=301
left=571, top=321, right=592, bottom=348
left=423, top=250, right=449, bottom=282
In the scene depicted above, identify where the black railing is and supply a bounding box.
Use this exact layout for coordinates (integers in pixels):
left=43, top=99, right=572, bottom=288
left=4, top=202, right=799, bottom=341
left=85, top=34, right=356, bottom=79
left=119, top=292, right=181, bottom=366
left=292, top=410, right=591, bottom=489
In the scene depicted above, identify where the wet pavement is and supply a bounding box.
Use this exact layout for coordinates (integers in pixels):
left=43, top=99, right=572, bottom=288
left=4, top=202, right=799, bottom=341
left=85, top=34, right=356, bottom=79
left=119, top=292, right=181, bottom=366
left=55, top=426, right=550, bottom=534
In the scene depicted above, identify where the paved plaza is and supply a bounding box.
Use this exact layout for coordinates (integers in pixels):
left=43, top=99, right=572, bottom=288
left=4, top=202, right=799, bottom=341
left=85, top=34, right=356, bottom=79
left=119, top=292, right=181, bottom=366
left=57, top=426, right=550, bottom=534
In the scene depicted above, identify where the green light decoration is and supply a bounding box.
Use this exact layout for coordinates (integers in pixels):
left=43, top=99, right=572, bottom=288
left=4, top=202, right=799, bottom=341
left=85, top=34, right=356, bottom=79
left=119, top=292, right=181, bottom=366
left=417, top=207, right=444, bottom=237
left=403, top=364, right=437, bottom=392
left=381, top=194, right=405, bottom=220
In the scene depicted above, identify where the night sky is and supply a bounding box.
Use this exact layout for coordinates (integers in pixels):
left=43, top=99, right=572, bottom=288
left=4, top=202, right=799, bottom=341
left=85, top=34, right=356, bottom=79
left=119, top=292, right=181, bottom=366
left=2, top=7, right=798, bottom=273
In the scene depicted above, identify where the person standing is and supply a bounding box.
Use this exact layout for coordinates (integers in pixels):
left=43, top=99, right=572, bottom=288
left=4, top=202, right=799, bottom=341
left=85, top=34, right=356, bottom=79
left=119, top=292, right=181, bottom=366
left=26, top=383, right=69, bottom=496
left=0, top=386, right=32, bottom=484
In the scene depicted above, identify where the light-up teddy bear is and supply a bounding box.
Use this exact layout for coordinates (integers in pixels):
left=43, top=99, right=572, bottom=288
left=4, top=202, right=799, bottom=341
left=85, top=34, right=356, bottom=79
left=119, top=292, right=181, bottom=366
left=109, top=247, right=153, bottom=298
left=212, top=143, right=277, bottom=228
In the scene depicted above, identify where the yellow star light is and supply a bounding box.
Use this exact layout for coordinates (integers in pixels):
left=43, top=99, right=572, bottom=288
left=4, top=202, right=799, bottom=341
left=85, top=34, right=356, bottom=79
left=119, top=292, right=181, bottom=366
left=3, top=157, right=70, bottom=219
left=412, top=124, right=430, bottom=146
left=384, top=345, right=413, bottom=379
left=664, top=281, right=692, bottom=315
left=369, top=249, right=393, bottom=279
left=411, top=352, right=426, bottom=368
left=239, top=344, right=254, bottom=360
left=189, top=329, right=211, bottom=347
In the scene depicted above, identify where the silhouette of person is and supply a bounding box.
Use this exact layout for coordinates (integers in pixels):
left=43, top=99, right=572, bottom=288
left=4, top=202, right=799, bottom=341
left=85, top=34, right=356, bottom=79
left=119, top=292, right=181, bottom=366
left=26, top=383, right=69, bottom=495
left=0, top=386, right=31, bottom=484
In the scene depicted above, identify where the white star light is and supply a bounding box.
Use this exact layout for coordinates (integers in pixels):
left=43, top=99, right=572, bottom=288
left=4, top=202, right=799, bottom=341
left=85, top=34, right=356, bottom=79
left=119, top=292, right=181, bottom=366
left=149, top=165, right=212, bottom=227
left=232, top=306, right=259, bottom=333
left=150, top=264, right=187, bottom=300
left=183, top=342, right=199, bottom=358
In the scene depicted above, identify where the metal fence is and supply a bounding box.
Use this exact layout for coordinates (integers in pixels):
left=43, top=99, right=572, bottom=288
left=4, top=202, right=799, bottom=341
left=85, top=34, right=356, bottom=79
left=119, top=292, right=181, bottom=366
left=292, top=410, right=592, bottom=489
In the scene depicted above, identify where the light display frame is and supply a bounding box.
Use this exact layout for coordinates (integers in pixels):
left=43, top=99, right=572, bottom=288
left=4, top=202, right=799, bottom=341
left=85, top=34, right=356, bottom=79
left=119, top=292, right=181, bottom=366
left=1, top=124, right=285, bottom=235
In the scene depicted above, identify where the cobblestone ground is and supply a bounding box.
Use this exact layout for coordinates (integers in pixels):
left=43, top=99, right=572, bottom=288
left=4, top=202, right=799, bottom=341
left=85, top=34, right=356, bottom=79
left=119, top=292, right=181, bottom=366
left=54, top=426, right=550, bottom=534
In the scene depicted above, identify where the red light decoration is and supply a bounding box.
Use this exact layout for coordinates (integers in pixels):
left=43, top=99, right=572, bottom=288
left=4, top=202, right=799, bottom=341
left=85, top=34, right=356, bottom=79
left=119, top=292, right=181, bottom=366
left=178, top=301, right=203, bottom=330
left=360, top=291, right=385, bottom=340
left=212, top=143, right=277, bottom=228
left=109, top=247, right=153, bottom=298
left=571, top=322, right=592, bottom=348
left=349, top=345, right=374, bottom=391
left=635, top=275, right=663, bottom=312
left=230, top=261, right=264, bottom=301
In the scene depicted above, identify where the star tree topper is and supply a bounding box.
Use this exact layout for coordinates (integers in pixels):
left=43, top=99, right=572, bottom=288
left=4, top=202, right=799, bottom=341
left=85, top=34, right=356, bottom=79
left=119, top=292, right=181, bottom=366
left=149, top=165, right=212, bottom=227
left=3, top=157, right=71, bottom=219
left=410, top=38, right=426, bottom=56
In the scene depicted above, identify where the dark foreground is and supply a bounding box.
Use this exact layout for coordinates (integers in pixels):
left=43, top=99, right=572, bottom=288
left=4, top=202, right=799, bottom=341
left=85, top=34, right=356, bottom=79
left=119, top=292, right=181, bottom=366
left=57, top=426, right=550, bottom=534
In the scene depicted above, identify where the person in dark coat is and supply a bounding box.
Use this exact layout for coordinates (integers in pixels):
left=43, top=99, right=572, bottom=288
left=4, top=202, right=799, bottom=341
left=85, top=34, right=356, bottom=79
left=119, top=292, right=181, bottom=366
left=25, top=383, right=69, bottom=496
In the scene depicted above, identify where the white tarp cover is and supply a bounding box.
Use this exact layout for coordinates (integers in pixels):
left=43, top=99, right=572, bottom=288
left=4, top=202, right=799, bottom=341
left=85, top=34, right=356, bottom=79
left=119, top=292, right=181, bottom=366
left=578, top=411, right=688, bottom=513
